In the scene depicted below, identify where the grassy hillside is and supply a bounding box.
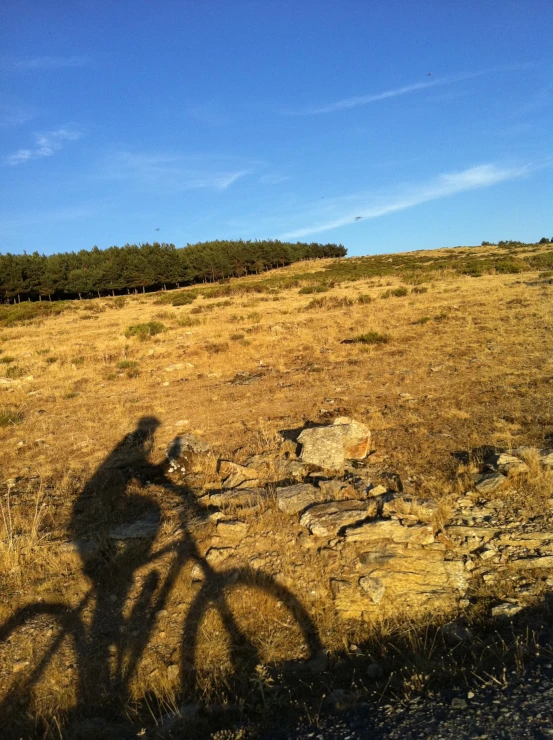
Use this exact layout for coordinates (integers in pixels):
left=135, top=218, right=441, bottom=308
left=0, top=242, right=552, bottom=738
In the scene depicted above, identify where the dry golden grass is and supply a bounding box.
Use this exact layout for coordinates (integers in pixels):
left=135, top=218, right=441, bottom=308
left=1, top=245, right=552, bottom=736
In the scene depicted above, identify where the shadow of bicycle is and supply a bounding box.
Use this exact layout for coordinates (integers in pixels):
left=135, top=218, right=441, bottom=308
left=0, top=417, right=322, bottom=738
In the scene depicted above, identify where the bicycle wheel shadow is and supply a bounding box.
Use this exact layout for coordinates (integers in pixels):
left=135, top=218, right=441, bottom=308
left=0, top=416, right=322, bottom=737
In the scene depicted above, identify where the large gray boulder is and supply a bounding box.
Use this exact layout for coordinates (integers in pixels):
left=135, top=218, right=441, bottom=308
left=297, top=417, right=371, bottom=471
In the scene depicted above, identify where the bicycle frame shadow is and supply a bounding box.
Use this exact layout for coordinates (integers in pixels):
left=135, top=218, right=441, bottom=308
left=0, top=417, right=322, bottom=736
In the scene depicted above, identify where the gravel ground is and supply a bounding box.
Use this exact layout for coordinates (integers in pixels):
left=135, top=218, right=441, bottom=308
left=258, top=658, right=553, bottom=740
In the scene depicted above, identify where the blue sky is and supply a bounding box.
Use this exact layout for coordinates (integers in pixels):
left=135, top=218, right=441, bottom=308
left=1, top=0, right=551, bottom=257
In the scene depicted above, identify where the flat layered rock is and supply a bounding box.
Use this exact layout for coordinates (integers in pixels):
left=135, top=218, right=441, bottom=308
left=346, top=519, right=434, bottom=546
left=510, top=556, right=553, bottom=569
left=216, top=520, right=248, bottom=540
left=109, top=512, right=160, bottom=540
left=490, top=452, right=529, bottom=474
left=218, top=460, right=259, bottom=489
left=473, top=472, right=507, bottom=494
left=299, top=499, right=377, bottom=537
left=382, top=494, right=439, bottom=522
left=333, top=547, right=467, bottom=618
left=206, top=488, right=266, bottom=508
left=297, top=417, right=370, bottom=470
left=276, top=483, right=322, bottom=515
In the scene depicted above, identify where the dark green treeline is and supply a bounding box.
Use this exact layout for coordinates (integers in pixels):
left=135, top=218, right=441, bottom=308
left=0, top=240, right=346, bottom=302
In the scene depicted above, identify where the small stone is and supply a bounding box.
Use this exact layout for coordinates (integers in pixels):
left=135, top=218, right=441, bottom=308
left=491, top=602, right=522, bottom=618
left=167, top=664, right=179, bottom=681
left=451, top=697, right=467, bottom=709
left=359, top=576, right=385, bottom=604
left=13, top=660, right=30, bottom=673
left=307, top=649, right=328, bottom=674
left=366, top=662, right=384, bottom=680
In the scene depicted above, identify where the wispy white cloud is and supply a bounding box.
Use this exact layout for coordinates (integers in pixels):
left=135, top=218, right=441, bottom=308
left=0, top=100, right=36, bottom=128
left=2, top=55, right=91, bottom=70
left=5, top=127, right=82, bottom=166
left=281, top=163, right=532, bottom=238
left=260, top=173, right=291, bottom=185
left=103, top=152, right=254, bottom=192
left=283, top=65, right=531, bottom=115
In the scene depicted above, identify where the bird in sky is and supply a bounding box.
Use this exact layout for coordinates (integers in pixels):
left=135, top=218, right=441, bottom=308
left=427, top=72, right=433, bottom=76
left=354, top=216, right=363, bottom=221
left=154, top=228, right=161, bottom=232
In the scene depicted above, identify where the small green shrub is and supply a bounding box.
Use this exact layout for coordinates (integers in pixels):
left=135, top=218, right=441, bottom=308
left=304, top=296, right=354, bottom=310
left=171, top=292, right=197, bottom=306
left=0, top=407, right=24, bottom=426
left=433, top=312, right=448, bottom=322
left=72, top=356, right=86, bottom=366
left=6, top=365, right=24, bottom=379
left=247, top=312, right=262, bottom=323
left=176, top=316, right=201, bottom=328
left=0, top=356, right=15, bottom=364
left=112, top=296, right=127, bottom=309
left=381, top=287, right=408, bottom=298
left=342, top=332, right=390, bottom=345
left=64, top=391, right=79, bottom=399
left=45, top=357, right=58, bottom=364
left=299, top=284, right=329, bottom=295
left=204, top=341, right=229, bottom=354
left=230, top=333, right=245, bottom=341
left=116, top=360, right=139, bottom=370
left=411, top=286, right=428, bottom=294
left=125, top=322, right=166, bottom=340
left=357, top=294, right=372, bottom=304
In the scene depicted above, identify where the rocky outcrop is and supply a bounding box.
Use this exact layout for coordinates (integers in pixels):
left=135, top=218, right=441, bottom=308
left=157, top=418, right=553, bottom=623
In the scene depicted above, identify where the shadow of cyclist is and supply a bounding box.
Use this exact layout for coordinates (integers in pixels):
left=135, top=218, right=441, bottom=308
left=68, top=415, right=171, bottom=708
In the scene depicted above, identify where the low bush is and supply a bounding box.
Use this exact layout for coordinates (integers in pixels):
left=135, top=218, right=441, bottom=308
left=357, top=294, right=372, bottom=304
left=411, top=286, right=428, bottom=294
left=0, top=355, right=15, bottom=363
left=125, top=322, right=166, bottom=340
left=412, top=316, right=431, bottom=325
left=176, top=316, right=201, bottom=328
left=6, top=365, right=25, bottom=378
left=381, top=287, right=408, bottom=298
left=0, top=407, right=24, bottom=426
left=304, top=296, right=354, bottom=310
left=342, top=332, right=390, bottom=345
left=298, top=284, right=329, bottom=294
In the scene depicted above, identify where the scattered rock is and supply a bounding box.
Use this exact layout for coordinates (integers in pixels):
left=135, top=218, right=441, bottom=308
left=216, top=520, right=248, bottom=540
left=473, top=472, right=507, bottom=494
left=276, top=483, right=322, bottom=515
left=366, top=662, right=384, bottom=680
left=346, top=519, right=434, bottom=546
left=442, top=621, right=473, bottom=644
left=218, top=460, right=259, bottom=489
left=300, top=499, right=377, bottom=537
left=491, top=602, right=523, bottom=618
left=307, top=649, right=328, bottom=674
left=109, top=511, right=160, bottom=540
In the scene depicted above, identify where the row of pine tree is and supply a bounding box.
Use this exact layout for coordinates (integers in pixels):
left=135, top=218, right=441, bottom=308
left=0, top=240, right=346, bottom=302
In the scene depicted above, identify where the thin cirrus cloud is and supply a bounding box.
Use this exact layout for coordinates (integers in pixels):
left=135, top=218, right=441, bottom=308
left=283, top=65, right=531, bottom=115
left=2, top=55, right=91, bottom=70
left=5, top=128, right=83, bottom=166
left=281, top=163, right=532, bottom=239
left=104, top=152, right=254, bottom=192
